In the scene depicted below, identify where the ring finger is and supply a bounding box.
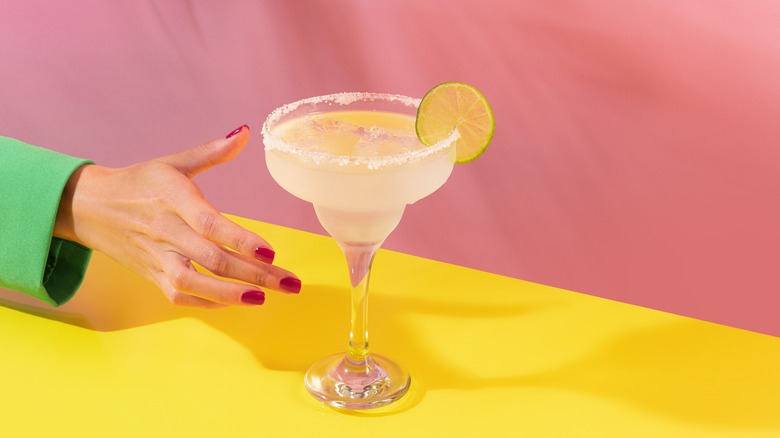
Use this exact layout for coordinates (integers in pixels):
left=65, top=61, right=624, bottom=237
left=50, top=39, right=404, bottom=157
left=162, top=254, right=268, bottom=306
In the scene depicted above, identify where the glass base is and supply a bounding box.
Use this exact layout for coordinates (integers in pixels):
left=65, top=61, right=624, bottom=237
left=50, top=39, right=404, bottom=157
left=304, top=353, right=411, bottom=410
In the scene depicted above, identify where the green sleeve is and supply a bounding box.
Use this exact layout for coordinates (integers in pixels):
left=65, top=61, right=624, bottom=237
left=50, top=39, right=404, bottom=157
left=0, top=136, right=94, bottom=306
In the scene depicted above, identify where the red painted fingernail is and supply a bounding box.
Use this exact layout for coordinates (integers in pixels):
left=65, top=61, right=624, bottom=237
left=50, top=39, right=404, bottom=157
left=241, top=290, right=266, bottom=305
left=255, top=247, right=275, bottom=264
left=280, top=277, right=301, bottom=294
left=226, top=124, right=250, bottom=139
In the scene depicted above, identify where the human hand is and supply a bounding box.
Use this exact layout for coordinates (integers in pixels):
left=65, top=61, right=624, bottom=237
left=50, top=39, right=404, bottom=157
left=54, top=125, right=301, bottom=308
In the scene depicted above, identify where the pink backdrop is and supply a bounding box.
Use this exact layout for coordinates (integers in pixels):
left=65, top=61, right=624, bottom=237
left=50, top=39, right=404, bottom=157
left=2, top=1, right=779, bottom=336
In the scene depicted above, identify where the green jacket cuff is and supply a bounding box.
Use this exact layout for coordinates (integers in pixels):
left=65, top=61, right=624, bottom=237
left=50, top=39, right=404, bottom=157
left=0, top=136, right=94, bottom=306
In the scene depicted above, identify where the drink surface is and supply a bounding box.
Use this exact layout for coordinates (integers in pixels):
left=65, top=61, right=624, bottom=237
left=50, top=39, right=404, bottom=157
left=272, top=110, right=422, bottom=160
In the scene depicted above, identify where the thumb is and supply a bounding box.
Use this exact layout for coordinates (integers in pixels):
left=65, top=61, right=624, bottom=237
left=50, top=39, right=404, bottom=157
left=156, top=124, right=251, bottom=178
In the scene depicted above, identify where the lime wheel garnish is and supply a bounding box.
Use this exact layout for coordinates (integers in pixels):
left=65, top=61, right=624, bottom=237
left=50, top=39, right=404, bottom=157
left=416, top=82, right=495, bottom=163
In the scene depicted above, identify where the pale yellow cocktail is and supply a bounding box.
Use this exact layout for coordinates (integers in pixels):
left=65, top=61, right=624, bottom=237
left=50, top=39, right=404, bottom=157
left=262, top=93, right=459, bottom=409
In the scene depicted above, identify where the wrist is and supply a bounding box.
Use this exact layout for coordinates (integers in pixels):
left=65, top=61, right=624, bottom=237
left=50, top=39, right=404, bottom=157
left=53, top=163, right=97, bottom=245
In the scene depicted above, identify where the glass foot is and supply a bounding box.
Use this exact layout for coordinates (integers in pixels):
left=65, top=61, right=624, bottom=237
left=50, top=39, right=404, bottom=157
left=304, top=353, right=411, bottom=410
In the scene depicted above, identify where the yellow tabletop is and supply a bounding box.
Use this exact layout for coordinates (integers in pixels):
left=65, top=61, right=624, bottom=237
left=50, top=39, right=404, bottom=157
left=1, top=216, right=779, bottom=437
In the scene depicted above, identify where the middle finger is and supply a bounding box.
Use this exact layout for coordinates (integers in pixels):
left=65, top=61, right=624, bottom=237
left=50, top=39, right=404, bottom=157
left=171, top=224, right=301, bottom=294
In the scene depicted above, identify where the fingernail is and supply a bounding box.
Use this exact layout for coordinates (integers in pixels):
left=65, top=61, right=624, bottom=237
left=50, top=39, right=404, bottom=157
left=226, top=124, right=250, bottom=139
left=255, top=247, right=275, bottom=264
left=280, top=277, right=301, bottom=294
left=241, top=290, right=266, bottom=305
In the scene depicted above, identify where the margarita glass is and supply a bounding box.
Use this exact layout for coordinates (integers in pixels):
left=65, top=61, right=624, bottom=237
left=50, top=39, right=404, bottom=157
left=262, top=92, right=459, bottom=409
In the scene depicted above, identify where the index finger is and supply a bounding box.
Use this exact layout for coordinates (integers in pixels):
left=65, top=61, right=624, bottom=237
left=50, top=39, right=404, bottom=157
left=185, top=208, right=276, bottom=264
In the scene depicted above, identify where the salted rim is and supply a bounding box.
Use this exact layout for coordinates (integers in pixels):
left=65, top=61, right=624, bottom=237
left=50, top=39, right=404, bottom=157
left=261, top=92, right=459, bottom=169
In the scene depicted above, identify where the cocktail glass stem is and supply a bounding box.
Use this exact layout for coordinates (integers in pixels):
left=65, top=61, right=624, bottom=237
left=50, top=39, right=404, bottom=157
left=303, top=227, right=410, bottom=409
left=341, top=241, right=378, bottom=364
